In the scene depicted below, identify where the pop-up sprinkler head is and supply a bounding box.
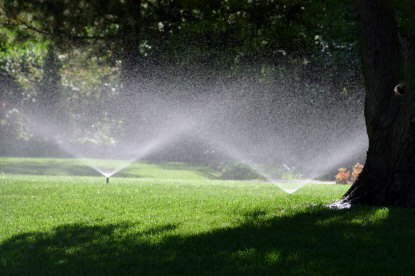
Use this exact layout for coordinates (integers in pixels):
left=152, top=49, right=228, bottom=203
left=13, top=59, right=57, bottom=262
left=106, top=177, right=109, bottom=184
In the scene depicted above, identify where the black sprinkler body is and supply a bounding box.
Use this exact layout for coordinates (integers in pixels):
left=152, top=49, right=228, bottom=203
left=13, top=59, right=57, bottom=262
left=106, top=177, right=109, bottom=184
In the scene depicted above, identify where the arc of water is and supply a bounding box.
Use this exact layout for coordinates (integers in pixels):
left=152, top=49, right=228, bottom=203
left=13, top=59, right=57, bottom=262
left=21, top=112, right=197, bottom=179
left=195, top=132, right=305, bottom=194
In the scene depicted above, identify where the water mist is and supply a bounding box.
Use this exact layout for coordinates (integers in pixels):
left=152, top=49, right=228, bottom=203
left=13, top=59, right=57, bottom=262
left=15, top=65, right=367, bottom=193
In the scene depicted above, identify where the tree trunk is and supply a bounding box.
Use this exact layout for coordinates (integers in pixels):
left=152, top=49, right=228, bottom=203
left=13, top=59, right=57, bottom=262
left=116, top=0, right=144, bottom=134
left=38, top=42, right=62, bottom=115
left=338, top=0, right=415, bottom=207
left=120, top=0, right=142, bottom=97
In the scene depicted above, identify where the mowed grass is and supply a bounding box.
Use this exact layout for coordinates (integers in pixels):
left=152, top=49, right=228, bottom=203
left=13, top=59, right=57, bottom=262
left=1, top=158, right=415, bottom=275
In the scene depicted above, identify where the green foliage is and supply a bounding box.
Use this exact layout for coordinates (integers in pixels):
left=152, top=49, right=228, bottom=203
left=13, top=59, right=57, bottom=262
left=0, top=30, right=44, bottom=97
left=1, top=0, right=362, bottom=69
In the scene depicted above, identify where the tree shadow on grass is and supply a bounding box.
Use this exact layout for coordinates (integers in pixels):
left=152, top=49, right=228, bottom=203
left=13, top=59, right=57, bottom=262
left=0, top=160, right=101, bottom=176
left=0, top=160, right=146, bottom=178
left=154, top=162, right=221, bottom=180
left=1, top=207, right=415, bottom=275
left=0, top=159, right=215, bottom=179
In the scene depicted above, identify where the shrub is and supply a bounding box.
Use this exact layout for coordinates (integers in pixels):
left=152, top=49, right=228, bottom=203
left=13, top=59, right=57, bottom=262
left=335, top=168, right=350, bottom=184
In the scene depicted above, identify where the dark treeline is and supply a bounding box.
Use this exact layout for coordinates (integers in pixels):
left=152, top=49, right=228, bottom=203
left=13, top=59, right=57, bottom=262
left=0, top=0, right=365, bottom=106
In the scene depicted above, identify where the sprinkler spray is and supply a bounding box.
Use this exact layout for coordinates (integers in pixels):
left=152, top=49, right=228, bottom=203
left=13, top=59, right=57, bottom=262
left=106, top=177, right=109, bottom=184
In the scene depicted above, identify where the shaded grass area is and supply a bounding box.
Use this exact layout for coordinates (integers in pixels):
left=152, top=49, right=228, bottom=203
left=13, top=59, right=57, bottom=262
left=0, top=157, right=219, bottom=180
left=1, top=162, right=414, bottom=275
left=2, top=208, right=414, bottom=275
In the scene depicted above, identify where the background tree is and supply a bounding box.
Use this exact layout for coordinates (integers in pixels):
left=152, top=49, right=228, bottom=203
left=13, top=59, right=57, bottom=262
left=1, top=0, right=370, bottom=167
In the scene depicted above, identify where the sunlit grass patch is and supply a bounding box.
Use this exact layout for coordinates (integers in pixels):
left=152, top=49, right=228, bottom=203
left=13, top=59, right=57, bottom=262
left=1, top=157, right=414, bottom=275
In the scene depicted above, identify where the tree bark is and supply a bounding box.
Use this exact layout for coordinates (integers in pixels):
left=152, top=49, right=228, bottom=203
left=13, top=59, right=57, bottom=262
left=116, top=0, right=146, bottom=136
left=338, top=0, right=415, bottom=207
left=120, top=0, right=142, bottom=97
left=38, top=42, right=62, bottom=114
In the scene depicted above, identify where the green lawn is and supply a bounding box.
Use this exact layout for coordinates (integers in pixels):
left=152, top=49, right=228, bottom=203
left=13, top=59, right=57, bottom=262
left=1, top=157, right=415, bottom=275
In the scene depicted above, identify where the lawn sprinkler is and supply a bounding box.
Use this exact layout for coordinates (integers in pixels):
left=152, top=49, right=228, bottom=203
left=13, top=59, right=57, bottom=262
left=103, top=172, right=113, bottom=184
